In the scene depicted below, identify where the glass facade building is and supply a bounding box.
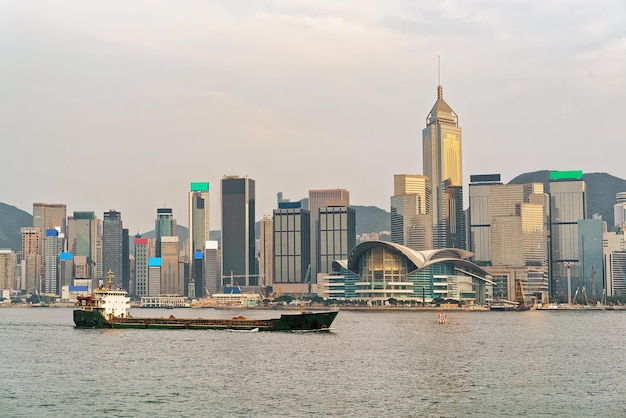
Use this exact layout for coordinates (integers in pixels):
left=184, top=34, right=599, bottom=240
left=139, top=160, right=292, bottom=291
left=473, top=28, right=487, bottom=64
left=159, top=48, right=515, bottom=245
left=67, top=211, right=97, bottom=279
left=422, top=84, right=465, bottom=249
left=467, top=177, right=550, bottom=303
left=308, top=189, right=349, bottom=282
left=578, top=219, right=605, bottom=301
left=318, top=206, right=355, bottom=277
left=189, top=182, right=210, bottom=297
left=321, top=242, right=492, bottom=304
left=155, top=208, right=176, bottom=258
left=102, top=210, right=124, bottom=289
left=549, top=172, right=586, bottom=299
left=273, top=202, right=310, bottom=284
left=44, top=229, right=60, bottom=295
left=221, top=176, right=256, bottom=286
left=390, top=174, right=432, bottom=251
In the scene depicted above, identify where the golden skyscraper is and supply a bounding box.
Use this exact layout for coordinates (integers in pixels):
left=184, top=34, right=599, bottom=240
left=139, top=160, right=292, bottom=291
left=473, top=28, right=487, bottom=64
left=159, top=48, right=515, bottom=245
left=422, top=79, right=464, bottom=249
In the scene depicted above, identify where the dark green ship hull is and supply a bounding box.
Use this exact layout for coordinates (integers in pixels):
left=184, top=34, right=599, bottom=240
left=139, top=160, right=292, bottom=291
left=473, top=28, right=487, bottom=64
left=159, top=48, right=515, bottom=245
left=73, top=309, right=338, bottom=332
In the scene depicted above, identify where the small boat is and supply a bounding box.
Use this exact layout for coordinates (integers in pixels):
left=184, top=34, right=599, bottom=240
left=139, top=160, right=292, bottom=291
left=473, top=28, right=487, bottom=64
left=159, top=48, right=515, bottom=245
left=73, top=271, right=338, bottom=332
left=438, top=312, right=447, bottom=324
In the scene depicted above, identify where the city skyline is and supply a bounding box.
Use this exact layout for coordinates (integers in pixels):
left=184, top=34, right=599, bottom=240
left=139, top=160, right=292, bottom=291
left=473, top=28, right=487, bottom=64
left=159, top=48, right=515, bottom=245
left=2, top=1, right=624, bottom=233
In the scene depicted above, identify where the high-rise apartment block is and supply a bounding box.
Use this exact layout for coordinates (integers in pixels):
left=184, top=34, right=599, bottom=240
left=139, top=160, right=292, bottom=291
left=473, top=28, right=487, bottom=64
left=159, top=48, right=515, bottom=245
left=21, top=227, right=41, bottom=293
left=44, top=229, right=61, bottom=295
left=134, top=237, right=149, bottom=296
left=221, top=176, right=256, bottom=287
left=189, top=182, right=210, bottom=298
left=0, top=249, right=16, bottom=290
left=273, top=202, right=310, bottom=284
left=422, top=82, right=465, bottom=249
left=391, top=174, right=432, bottom=251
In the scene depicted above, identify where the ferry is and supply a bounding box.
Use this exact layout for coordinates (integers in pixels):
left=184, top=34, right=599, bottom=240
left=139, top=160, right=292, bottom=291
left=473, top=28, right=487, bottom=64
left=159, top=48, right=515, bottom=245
left=73, top=272, right=338, bottom=332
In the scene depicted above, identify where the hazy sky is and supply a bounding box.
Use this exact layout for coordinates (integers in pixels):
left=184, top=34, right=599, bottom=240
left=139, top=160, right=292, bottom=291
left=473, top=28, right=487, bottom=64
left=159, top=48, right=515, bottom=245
left=2, top=1, right=624, bottom=233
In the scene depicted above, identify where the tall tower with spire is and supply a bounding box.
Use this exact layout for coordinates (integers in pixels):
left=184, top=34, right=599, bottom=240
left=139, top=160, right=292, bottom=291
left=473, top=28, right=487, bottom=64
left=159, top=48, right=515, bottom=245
left=422, top=64, right=465, bottom=249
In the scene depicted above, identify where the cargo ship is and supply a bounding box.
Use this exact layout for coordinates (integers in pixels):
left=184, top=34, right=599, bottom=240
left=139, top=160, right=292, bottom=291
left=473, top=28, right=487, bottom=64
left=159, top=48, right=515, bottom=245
left=73, top=272, right=337, bottom=332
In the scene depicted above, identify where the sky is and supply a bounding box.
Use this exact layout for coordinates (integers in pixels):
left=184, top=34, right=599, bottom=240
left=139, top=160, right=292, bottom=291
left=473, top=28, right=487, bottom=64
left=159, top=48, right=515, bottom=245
left=1, top=0, right=625, bottom=233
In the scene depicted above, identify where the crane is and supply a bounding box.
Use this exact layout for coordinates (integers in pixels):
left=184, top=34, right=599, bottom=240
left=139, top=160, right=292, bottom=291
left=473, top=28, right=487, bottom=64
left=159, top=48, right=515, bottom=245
left=581, top=286, right=589, bottom=305
left=571, top=287, right=580, bottom=305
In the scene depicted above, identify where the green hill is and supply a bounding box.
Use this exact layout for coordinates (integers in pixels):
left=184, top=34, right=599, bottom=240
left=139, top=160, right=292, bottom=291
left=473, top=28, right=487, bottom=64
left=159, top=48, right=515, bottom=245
left=509, top=171, right=626, bottom=227
left=0, top=203, right=33, bottom=251
left=354, top=205, right=390, bottom=235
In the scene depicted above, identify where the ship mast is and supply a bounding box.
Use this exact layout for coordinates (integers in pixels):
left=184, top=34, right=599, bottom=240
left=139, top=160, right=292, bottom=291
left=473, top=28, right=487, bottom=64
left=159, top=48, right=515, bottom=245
left=106, top=269, right=114, bottom=290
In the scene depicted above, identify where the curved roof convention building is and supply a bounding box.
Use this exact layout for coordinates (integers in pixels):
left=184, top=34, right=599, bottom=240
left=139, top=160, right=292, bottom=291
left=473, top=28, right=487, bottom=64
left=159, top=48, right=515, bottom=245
left=324, top=241, right=493, bottom=305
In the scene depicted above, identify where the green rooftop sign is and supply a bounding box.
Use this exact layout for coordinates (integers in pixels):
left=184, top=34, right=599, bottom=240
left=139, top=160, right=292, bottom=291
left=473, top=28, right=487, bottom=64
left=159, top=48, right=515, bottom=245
left=190, top=182, right=209, bottom=191
left=549, top=170, right=583, bottom=181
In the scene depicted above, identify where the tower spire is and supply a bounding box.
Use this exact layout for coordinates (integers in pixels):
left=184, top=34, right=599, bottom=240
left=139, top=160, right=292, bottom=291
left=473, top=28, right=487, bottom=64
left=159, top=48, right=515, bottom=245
left=437, top=55, right=443, bottom=99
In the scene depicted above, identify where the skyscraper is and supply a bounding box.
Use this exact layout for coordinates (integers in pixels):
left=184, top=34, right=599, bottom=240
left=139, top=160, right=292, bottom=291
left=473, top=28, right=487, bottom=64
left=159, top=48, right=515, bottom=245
left=0, top=249, right=16, bottom=290
left=189, top=182, right=210, bottom=297
left=67, top=211, right=97, bottom=280
left=44, top=229, right=61, bottom=295
left=259, top=214, right=274, bottom=288
left=273, top=202, right=310, bottom=284
left=422, top=78, right=464, bottom=249
left=204, top=241, right=221, bottom=296
left=102, top=210, right=124, bottom=289
left=318, top=205, right=355, bottom=277
left=33, top=203, right=67, bottom=236
left=147, top=257, right=161, bottom=296
left=467, top=174, right=503, bottom=264
left=578, top=218, right=605, bottom=301
left=221, top=175, right=256, bottom=287
left=391, top=174, right=432, bottom=251
left=549, top=170, right=587, bottom=300
left=155, top=208, right=176, bottom=258
left=160, top=236, right=180, bottom=295
left=468, top=175, right=549, bottom=301
left=134, top=237, right=149, bottom=296
left=309, top=189, right=349, bottom=281
left=21, top=227, right=41, bottom=293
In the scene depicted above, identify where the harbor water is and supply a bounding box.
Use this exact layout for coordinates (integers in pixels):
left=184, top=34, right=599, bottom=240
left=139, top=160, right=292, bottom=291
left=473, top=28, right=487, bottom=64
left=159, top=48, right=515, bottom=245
left=1, top=307, right=624, bottom=417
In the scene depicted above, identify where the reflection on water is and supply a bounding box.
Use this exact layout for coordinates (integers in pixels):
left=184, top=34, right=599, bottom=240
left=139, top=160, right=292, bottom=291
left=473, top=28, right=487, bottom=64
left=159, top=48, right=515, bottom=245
left=0, top=308, right=624, bottom=417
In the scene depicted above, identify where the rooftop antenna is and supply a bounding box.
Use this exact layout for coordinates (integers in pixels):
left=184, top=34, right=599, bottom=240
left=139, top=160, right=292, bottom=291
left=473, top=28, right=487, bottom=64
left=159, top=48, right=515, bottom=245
left=438, top=55, right=441, bottom=86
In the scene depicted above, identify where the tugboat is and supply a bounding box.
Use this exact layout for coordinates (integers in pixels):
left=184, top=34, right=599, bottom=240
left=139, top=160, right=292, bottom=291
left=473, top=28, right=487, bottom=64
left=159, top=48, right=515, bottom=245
left=74, top=271, right=338, bottom=332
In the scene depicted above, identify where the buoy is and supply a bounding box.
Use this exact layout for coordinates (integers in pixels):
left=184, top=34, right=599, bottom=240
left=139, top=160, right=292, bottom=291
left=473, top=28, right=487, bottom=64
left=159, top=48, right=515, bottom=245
left=438, top=313, right=447, bottom=324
